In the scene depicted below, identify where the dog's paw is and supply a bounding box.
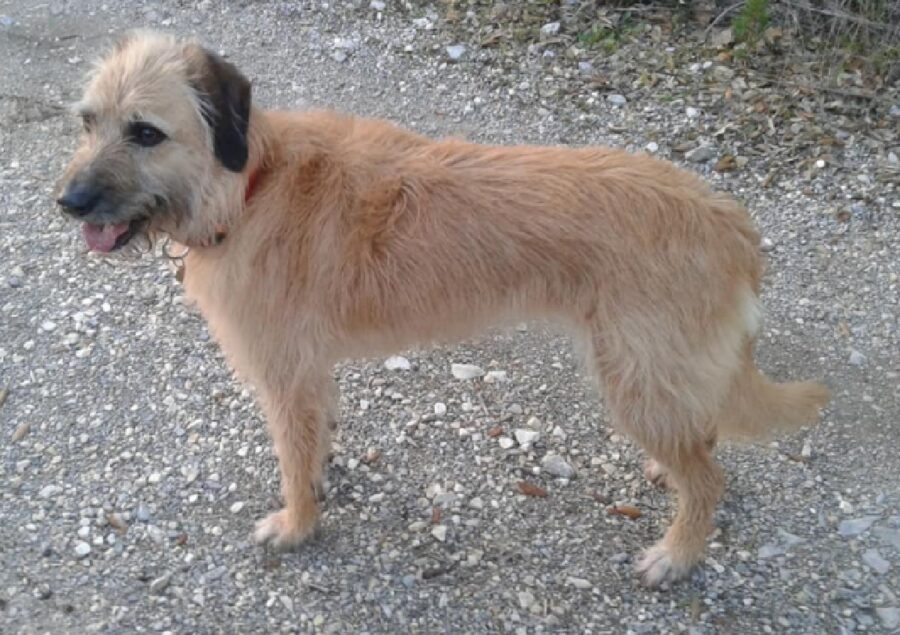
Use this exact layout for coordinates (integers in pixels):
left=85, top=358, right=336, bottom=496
left=635, top=541, right=697, bottom=588
left=253, top=509, right=317, bottom=549
left=643, top=459, right=671, bottom=489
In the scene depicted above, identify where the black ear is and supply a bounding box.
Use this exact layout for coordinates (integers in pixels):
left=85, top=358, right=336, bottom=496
left=190, top=49, right=252, bottom=172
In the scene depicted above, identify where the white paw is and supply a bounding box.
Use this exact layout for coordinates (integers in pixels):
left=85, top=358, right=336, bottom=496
left=643, top=459, right=670, bottom=488
left=636, top=541, right=695, bottom=588
left=253, top=509, right=317, bottom=549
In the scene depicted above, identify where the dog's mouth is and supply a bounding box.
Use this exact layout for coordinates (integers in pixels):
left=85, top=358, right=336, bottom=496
left=81, top=219, right=143, bottom=252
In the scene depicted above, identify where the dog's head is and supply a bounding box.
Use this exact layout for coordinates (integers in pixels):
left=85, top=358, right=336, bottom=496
left=56, top=31, right=252, bottom=251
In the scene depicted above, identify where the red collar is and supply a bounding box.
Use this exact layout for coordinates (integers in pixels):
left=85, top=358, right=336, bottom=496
left=244, top=167, right=261, bottom=204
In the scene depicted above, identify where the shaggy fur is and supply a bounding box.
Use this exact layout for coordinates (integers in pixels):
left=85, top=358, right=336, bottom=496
left=57, top=31, right=830, bottom=587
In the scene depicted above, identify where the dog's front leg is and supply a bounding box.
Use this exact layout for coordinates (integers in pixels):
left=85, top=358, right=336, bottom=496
left=253, top=376, right=334, bottom=549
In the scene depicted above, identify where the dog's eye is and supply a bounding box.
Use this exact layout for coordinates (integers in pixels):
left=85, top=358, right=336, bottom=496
left=128, top=122, right=167, bottom=148
left=81, top=113, right=96, bottom=133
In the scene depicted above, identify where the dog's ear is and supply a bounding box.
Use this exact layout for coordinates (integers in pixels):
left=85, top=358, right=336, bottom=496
left=189, top=47, right=252, bottom=172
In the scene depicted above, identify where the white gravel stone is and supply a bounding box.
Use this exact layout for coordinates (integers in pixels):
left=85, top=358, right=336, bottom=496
left=74, top=542, right=91, bottom=558
left=384, top=355, right=411, bottom=370
left=431, top=525, right=448, bottom=542
left=541, top=454, right=576, bottom=478
left=451, top=363, right=484, bottom=380
left=514, top=428, right=541, bottom=448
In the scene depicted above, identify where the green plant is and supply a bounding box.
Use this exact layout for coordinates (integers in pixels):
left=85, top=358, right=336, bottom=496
left=733, top=0, right=770, bottom=45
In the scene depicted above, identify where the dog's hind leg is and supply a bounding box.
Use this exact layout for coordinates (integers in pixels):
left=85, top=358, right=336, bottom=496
left=253, top=375, right=334, bottom=548
left=590, top=315, right=735, bottom=587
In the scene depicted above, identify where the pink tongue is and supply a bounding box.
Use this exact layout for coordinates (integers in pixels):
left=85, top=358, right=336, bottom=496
left=82, top=222, right=130, bottom=252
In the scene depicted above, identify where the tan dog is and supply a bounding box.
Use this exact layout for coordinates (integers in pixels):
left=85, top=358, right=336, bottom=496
left=57, top=31, right=829, bottom=587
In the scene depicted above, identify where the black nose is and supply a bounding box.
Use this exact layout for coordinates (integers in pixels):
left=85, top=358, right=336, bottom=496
left=57, top=184, right=100, bottom=216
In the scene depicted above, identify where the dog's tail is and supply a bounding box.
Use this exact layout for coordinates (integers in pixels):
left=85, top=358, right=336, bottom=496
left=717, top=348, right=830, bottom=441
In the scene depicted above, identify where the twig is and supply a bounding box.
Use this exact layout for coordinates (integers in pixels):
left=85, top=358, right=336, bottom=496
left=703, top=1, right=746, bottom=41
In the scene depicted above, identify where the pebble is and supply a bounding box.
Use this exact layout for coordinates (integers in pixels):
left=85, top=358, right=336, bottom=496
left=686, top=145, right=716, bottom=162
left=433, top=402, right=447, bottom=417
left=645, top=142, right=659, bottom=153
left=38, top=484, right=61, bottom=498
left=229, top=501, right=245, bottom=514
left=74, top=542, right=91, bottom=558
left=136, top=504, right=151, bottom=522
left=150, top=572, right=172, bottom=594
left=541, top=454, right=576, bottom=478
left=431, top=525, right=448, bottom=542
left=606, top=94, right=627, bottom=107
left=861, top=549, right=890, bottom=574
left=685, top=107, right=700, bottom=118
left=483, top=370, right=508, bottom=383
left=369, top=0, right=385, bottom=9
left=567, top=576, right=591, bottom=589
left=514, top=428, right=541, bottom=448
left=758, top=544, right=784, bottom=559
left=468, top=497, right=484, bottom=510
left=760, top=237, right=775, bottom=252
left=518, top=590, right=536, bottom=609
left=838, top=516, right=879, bottom=537
left=876, top=607, right=899, bottom=630
left=539, top=22, right=560, bottom=39
left=384, top=355, right=411, bottom=370
left=446, top=44, right=466, bottom=61
left=848, top=349, right=866, bottom=366
left=451, top=363, right=484, bottom=380
left=498, top=436, right=515, bottom=449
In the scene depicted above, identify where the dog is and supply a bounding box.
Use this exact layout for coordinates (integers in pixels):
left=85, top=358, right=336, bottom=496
left=56, top=31, right=829, bottom=587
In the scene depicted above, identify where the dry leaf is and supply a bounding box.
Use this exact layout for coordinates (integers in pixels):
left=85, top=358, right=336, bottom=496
left=362, top=448, right=381, bottom=464
left=835, top=209, right=851, bottom=223
left=607, top=505, right=642, bottom=520
left=714, top=155, right=737, bottom=172
left=517, top=481, right=548, bottom=498
left=431, top=507, right=442, bottom=524
left=106, top=512, right=128, bottom=533
left=11, top=422, right=30, bottom=442
left=176, top=532, right=188, bottom=546
left=590, top=490, right=611, bottom=504
left=487, top=425, right=503, bottom=438
left=0, top=387, right=8, bottom=408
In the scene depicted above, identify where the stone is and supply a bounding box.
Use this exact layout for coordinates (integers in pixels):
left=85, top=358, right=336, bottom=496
left=38, top=485, right=62, bottom=498
left=446, top=45, right=466, bottom=61
left=861, top=549, right=890, bottom=574
left=74, top=541, right=91, bottom=558
left=229, top=501, right=245, bottom=514
left=369, top=0, right=385, bottom=10
left=541, top=454, right=576, bottom=479
left=150, top=572, right=172, bottom=594
left=645, top=142, right=659, bottom=153
left=431, top=525, right=448, bottom=542
left=758, top=544, right=784, bottom=559
left=433, top=402, right=447, bottom=417
left=498, top=436, right=515, bottom=449
left=686, top=145, right=716, bottom=163
left=451, top=363, right=484, bottom=380
left=876, top=608, right=899, bottom=630
left=838, top=516, right=879, bottom=537
left=567, top=576, right=591, bottom=589
left=518, top=590, right=535, bottom=609
left=514, top=428, right=540, bottom=448
left=849, top=349, right=866, bottom=366
left=606, top=94, right=627, bottom=107
left=483, top=370, right=508, bottom=383
left=539, top=22, right=560, bottom=40
left=384, top=355, right=411, bottom=371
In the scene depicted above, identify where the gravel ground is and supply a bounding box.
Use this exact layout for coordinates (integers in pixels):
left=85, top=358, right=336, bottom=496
left=1, top=1, right=898, bottom=633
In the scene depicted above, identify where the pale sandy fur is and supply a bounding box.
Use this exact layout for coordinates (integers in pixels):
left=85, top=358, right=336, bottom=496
left=60, top=32, right=830, bottom=588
